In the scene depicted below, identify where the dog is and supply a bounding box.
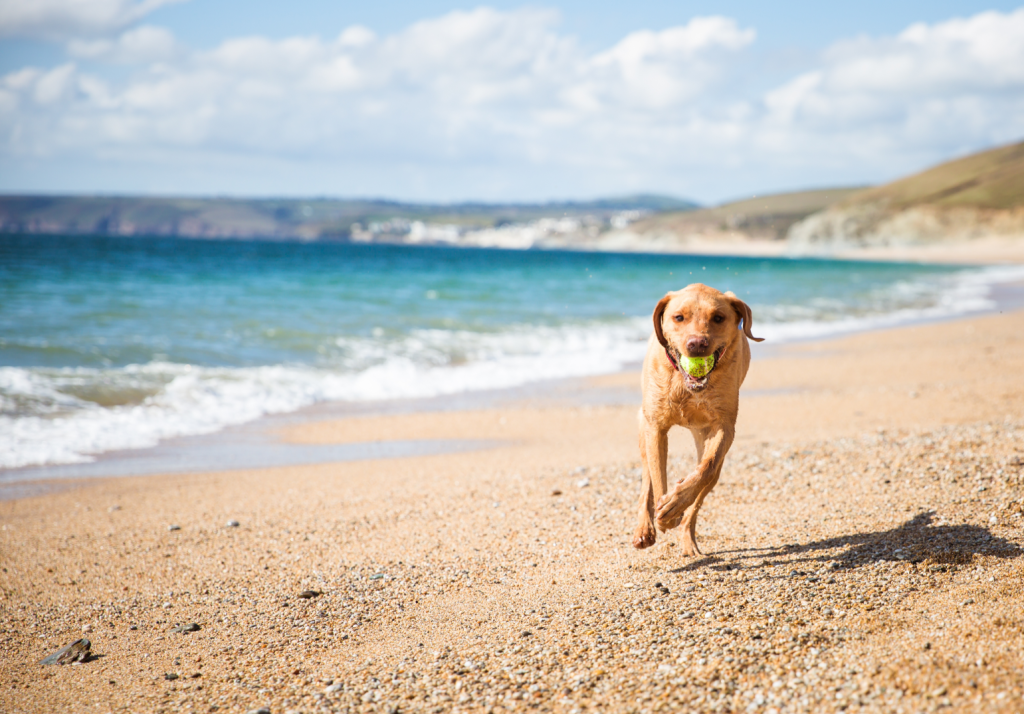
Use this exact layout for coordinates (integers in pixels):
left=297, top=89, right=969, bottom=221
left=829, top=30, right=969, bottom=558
left=632, top=283, right=763, bottom=555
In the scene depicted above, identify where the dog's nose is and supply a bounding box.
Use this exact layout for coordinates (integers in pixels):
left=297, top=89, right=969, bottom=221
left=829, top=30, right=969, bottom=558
left=686, top=335, right=711, bottom=356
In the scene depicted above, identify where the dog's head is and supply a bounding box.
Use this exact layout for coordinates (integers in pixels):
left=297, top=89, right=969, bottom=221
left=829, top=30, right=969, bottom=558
left=653, top=283, right=764, bottom=392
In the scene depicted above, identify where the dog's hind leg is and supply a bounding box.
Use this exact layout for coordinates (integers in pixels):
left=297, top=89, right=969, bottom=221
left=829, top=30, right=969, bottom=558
left=678, top=432, right=718, bottom=555
left=679, top=466, right=722, bottom=556
left=655, top=425, right=733, bottom=538
left=633, top=411, right=668, bottom=549
left=678, top=425, right=732, bottom=554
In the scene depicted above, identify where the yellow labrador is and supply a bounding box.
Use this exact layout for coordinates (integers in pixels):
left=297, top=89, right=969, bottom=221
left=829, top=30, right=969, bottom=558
left=633, top=283, right=763, bottom=555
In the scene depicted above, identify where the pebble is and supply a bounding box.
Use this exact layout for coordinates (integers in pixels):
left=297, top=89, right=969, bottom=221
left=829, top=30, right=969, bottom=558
left=170, top=623, right=201, bottom=633
left=225, top=520, right=240, bottom=527
left=39, top=639, right=91, bottom=665
left=167, top=525, right=181, bottom=531
left=297, top=589, right=321, bottom=599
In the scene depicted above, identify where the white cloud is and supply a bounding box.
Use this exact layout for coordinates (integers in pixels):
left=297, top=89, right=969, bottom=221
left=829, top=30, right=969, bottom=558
left=68, top=25, right=179, bottom=63
left=4, top=8, right=751, bottom=160
left=753, top=10, right=1024, bottom=187
left=764, top=9, right=1024, bottom=138
left=0, top=7, right=1022, bottom=201
left=32, top=63, right=78, bottom=104
left=583, top=17, right=754, bottom=109
left=0, top=0, right=186, bottom=40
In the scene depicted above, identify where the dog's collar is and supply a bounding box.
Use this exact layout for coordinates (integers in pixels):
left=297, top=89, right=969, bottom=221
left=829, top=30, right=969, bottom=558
left=664, top=347, right=681, bottom=372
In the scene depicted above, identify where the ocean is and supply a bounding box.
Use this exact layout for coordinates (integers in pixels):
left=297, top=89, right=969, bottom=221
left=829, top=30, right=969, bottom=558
left=2, top=233, right=1020, bottom=470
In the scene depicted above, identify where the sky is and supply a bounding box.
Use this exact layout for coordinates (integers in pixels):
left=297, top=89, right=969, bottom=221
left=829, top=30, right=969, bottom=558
left=1, top=1, right=1022, bottom=204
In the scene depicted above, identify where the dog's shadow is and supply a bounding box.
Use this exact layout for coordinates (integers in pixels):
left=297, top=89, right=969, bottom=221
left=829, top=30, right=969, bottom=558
left=670, top=511, right=1021, bottom=573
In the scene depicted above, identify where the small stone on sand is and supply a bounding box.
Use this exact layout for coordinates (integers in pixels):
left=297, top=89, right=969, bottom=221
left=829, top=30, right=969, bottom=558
left=39, top=639, right=91, bottom=665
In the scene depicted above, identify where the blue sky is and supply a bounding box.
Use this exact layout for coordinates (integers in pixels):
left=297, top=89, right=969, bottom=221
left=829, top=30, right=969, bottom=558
left=1, top=1, right=1022, bottom=204
left=143, top=1, right=1018, bottom=50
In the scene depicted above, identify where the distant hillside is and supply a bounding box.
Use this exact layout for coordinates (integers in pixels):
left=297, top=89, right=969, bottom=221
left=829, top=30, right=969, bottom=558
left=839, top=141, right=1024, bottom=211
left=0, top=194, right=696, bottom=241
left=548, top=186, right=863, bottom=255
left=789, top=141, right=1024, bottom=250
left=629, top=187, right=865, bottom=241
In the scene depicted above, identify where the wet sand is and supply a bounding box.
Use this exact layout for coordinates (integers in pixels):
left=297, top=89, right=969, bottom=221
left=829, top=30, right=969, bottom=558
left=2, top=310, right=1023, bottom=714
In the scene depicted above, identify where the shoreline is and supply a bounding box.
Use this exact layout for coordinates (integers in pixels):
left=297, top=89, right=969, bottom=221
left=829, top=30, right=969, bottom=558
left=0, top=371, right=642, bottom=499
left=441, top=230, right=1024, bottom=265
left=4, top=264, right=1024, bottom=497
left=529, top=231, right=1024, bottom=265
left=587, top=237, right=1024, bottom=265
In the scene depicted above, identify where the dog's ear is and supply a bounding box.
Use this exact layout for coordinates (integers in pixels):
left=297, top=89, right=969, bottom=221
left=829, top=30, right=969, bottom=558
left=729, top=296, right=764, bottom=342
left=652, top=293, right=674, bottom=348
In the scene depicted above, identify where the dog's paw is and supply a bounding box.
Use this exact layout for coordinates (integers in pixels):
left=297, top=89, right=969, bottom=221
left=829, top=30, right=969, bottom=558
left=632, top=524, right=657, bottom=549
left=656, top=511, right=684, bottom=532
left=655, top=485, right=696, bottom=531
left=680, top=537, right=703, bottom=557
left=680, top=512, right=703, bottom=556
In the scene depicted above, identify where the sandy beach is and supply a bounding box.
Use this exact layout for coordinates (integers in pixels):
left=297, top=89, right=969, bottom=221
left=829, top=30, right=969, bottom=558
left=584, top=235, right=1024, bottom=266
left=2, top=308, right=1024, bottom=714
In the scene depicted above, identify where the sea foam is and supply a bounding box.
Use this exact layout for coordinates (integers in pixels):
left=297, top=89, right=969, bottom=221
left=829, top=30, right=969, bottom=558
left=3, top=262, right=1021, bottom=471
left=0, top=321, right=650, bottom=469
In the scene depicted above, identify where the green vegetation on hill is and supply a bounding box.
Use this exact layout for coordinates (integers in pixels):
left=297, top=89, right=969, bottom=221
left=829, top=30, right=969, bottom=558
left=630, top=187, right=866, bottom=240
left=839, top=140, right=1024, bottom=211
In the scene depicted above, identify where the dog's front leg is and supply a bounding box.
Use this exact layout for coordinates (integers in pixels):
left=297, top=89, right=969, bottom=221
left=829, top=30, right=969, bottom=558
left=633, top=415, right=668, bottom=549
left=654, top=425, right=734, bottom=534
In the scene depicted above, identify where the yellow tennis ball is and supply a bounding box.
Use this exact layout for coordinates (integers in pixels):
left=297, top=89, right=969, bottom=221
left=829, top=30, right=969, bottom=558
left=681, top=354, right=715, bottom=378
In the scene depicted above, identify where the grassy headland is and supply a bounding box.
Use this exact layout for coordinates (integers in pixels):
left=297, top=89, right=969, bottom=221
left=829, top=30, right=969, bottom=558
left=839, top=141, right=1024, bottom=212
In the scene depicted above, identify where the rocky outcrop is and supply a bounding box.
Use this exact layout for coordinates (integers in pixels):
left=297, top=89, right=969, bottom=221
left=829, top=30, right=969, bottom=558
left=788, top=204, right=1024, bottom=252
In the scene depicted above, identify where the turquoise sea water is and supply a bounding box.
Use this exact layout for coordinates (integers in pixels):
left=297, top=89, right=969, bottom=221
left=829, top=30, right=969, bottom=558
left=1, top=234, right=1018, bottom=468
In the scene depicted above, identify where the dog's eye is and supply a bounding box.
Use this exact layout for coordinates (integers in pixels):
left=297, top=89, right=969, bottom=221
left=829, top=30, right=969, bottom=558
left=673, top=314, right=685, bottom=323
left=712, top=314, right=725, bottom=324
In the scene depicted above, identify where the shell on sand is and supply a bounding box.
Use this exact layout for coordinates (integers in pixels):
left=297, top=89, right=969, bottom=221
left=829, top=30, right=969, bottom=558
left=39, top=639, right=91, bottom=665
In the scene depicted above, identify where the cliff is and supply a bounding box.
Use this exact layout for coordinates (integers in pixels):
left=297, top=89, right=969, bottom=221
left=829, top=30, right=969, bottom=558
left=788, top=141, right=1024, bottom=251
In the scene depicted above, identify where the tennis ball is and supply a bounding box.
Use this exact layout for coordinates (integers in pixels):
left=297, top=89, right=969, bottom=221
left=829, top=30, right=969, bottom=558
left=681, top=354, right=715, bottom=378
